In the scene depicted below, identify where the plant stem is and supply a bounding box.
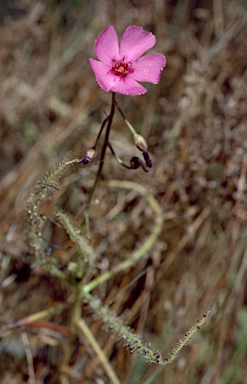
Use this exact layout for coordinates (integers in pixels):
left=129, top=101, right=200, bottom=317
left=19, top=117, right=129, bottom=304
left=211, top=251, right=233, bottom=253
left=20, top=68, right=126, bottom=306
left=116, top=102, right=137, bottom=136
left=82, top=180, right=163, bottom=293
left=108, top=141, right=131, bottom=169
left=77, top=318, right=121, bottom=384
left=82, top=92, right=116, bottom=230
left=92, top=115, right=109, bottom=149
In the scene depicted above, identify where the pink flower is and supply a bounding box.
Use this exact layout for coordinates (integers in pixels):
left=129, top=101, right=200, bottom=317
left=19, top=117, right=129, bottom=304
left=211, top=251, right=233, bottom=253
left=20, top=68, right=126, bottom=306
left=89, top=25, right=166, bottom=96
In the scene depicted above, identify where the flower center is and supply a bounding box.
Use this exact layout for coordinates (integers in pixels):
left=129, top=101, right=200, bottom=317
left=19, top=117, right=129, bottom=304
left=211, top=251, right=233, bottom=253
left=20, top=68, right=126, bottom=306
left=112, top=60, right=132, bottom=77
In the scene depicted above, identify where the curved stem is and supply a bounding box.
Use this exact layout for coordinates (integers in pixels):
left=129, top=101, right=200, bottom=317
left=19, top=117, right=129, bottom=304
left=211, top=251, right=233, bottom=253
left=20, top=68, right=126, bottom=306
left=82, top=180, right=163, bottom=293
left=108, top=142, right=132, bottom=169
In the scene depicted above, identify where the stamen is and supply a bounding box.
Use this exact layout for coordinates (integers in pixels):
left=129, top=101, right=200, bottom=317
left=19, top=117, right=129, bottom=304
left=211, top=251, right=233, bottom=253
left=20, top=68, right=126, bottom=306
left=112, top=60, right=132, bottom=77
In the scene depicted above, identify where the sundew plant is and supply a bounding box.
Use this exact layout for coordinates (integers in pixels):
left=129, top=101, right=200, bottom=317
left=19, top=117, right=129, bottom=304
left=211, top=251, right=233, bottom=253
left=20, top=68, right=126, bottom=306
left=2, top=25, right=209, bottom=383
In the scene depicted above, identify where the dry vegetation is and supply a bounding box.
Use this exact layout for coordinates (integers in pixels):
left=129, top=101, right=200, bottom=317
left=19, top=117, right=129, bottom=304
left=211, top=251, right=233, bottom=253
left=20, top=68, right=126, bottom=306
left=0, top=1, right=247, bottom=383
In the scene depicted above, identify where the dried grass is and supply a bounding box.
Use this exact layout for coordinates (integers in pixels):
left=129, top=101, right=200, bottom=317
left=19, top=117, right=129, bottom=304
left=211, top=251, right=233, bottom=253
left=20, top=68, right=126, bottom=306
left=0, top=1, right=246, bottom=383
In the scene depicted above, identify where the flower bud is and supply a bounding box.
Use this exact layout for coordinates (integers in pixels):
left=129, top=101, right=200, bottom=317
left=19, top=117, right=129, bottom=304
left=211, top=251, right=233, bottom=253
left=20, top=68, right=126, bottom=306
left=78, top=147, right=97, bottom=164
left=130, top=156, right=148, bottom=173
left=86, top=147, right=96, bottom=160
left=130, top=156, right=140, bottom=170
left=133, top=134, right=148, bottom=152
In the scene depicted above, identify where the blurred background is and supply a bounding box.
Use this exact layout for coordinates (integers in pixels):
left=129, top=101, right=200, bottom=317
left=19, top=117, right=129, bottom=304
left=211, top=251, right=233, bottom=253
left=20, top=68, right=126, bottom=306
left=0, top=0, right=246, bottom=383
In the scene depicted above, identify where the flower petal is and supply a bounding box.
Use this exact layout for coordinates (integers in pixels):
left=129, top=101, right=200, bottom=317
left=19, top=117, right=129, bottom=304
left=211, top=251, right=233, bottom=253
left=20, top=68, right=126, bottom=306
left=89, top=59, right=114, bottom=92
left=94, top=25, right=119, bottom=65
left=119, top=26, right=156, bottom=61
left=131, top=54, right=166, bottom=84
left=110, top=77, right=147, bottom=96
left=89, top=58, right=147, bottom=95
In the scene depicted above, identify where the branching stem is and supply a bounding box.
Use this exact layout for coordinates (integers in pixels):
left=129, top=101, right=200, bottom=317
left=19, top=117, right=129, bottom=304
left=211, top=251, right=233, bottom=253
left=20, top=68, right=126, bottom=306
left=82, top=92, right=116, bottom=229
